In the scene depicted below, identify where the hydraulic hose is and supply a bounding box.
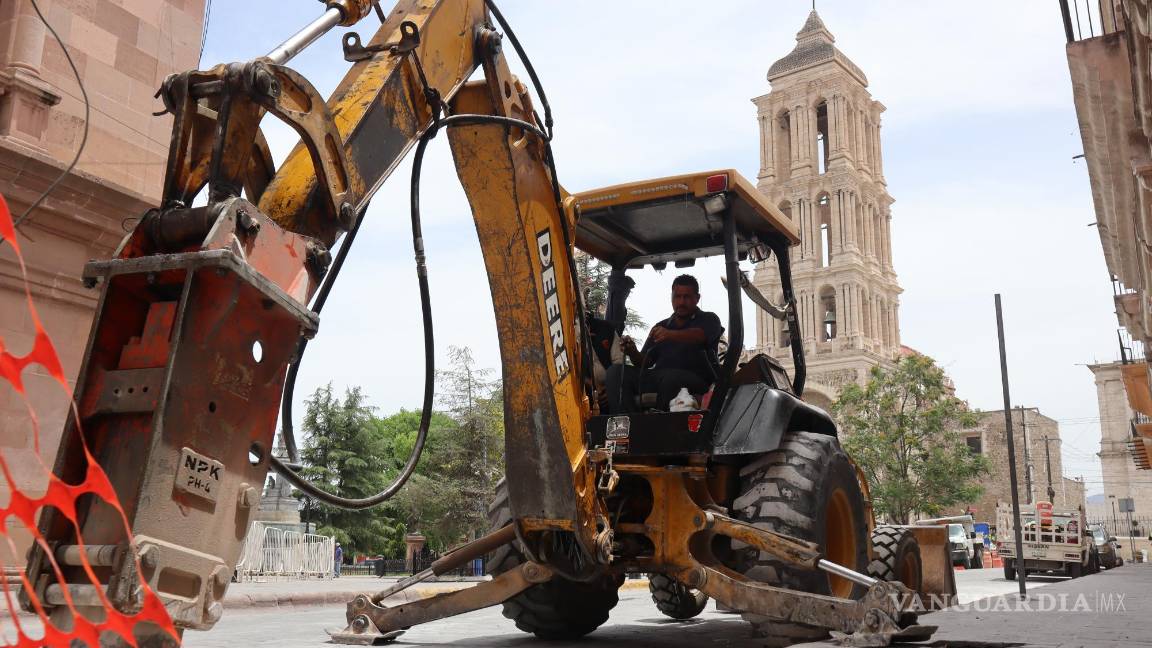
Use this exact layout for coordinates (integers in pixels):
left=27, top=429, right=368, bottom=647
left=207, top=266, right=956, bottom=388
left=271, top=113, right=547, bottom=509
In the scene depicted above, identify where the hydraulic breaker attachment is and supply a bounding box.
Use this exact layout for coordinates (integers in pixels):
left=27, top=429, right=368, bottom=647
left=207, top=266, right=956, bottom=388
left=329, top=561, right=554, bottom=645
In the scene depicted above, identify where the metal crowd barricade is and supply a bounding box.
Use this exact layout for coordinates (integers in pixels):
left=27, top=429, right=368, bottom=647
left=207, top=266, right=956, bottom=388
left=234, top=521, right=336, bottom=581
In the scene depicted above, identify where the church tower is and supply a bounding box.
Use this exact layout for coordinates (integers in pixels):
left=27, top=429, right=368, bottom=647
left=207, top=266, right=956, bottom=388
left=751, top=10, right=902, bottom=410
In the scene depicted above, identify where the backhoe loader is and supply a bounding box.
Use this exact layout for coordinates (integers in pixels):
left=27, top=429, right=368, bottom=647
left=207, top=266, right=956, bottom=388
left=19, top=1, right=954, bottom=646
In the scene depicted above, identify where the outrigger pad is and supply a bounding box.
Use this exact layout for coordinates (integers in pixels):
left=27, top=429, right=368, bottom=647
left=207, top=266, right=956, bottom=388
left=325, top=618, right=405, bottom=645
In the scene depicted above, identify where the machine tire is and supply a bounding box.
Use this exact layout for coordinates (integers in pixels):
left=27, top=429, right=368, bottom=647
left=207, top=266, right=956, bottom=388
left=972, top=548, right=984, bottom=569
left=867, top=526, right=923, bottom=592
left=486, top=482, right=621, bottom=640
left=1003, top=559, right=1016, bottom=581
left=734, top=431, right=870, bottom=647
left=648, top=573, right=709, bottom=620
left=1067, top=560, right=1082, bottom=579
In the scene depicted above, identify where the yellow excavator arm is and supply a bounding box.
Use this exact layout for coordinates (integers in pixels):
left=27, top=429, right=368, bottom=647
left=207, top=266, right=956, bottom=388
left=25, top=0, right=600, bottom=639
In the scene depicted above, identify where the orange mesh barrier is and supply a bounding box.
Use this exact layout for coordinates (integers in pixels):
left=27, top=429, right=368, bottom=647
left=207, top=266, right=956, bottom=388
left=0, top=193, right=177, bottom=646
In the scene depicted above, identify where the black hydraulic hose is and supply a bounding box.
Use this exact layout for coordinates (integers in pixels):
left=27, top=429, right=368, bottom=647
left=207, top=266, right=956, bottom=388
left=279, top=205, right=368, bottom=464
left=271, top=113, right=547, bottom=509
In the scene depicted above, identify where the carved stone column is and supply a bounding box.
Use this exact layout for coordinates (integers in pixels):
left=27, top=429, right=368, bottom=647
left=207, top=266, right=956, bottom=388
left=0, top=0, right=61, bottom=151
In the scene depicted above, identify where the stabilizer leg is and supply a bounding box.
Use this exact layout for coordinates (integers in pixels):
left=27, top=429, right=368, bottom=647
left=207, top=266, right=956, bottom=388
left=328, top=561, right=554, bottom=645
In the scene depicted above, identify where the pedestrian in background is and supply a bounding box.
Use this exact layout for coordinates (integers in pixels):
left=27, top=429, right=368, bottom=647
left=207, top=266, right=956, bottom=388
left=334, top=542, right=343, bottom=578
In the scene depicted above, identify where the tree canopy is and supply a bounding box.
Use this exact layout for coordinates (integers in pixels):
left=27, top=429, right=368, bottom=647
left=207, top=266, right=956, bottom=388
left=295, top=347, right=505, bottom=556
left=833, top=354, right=989, bottom=525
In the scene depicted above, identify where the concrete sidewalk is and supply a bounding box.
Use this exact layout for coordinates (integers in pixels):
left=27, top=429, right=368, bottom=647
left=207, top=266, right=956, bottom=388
left=223, top=575, right=652, bottom=610
left=800, top=563, right=1152, bottom=647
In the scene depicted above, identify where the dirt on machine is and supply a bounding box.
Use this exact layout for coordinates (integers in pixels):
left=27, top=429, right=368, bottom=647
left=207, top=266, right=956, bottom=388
left=20, top=1, right=955, bottom=646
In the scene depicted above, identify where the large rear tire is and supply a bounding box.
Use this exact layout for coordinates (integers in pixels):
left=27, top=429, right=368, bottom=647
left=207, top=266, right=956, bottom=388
left=649, top=573, right=709, bottom=620
left=867, top=525, right=923, bottom=593
left=486, top=482, right=621, bottom=639
left=1003, top=559, right=1016, bottom=581
left=733, top=431, right=870, bottom=647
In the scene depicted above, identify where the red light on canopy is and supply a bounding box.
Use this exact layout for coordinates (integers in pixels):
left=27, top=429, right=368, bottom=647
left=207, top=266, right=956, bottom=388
left=705, top=174, right=728, bottom=193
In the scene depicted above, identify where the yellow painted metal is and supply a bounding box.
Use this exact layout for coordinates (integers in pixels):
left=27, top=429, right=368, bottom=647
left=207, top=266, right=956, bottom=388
left=446, top=80, right=598, bottom=553
left=259, top=0, right=486, bottom=246
left=566, top=169, right=799, bottom=244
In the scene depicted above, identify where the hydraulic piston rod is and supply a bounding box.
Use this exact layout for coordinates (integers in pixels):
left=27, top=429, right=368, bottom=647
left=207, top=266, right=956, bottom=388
left=817, top=558, right=878, bottom=588
left=266, top=7, right=344, bottom=65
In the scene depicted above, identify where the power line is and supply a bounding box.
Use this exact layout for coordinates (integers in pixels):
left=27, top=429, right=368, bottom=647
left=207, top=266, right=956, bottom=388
left=198, top=0, right=213, bottom=67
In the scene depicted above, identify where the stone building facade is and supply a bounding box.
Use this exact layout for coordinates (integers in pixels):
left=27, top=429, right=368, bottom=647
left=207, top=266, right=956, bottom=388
left=1064, top=2, right=1152, bottom=474
left=749, top=11, right=902, bottom=410
left=963, top=408, right=1086, bottom=527
left=1089, top=362, right=1152, bottom=513
left=0, top=0, right=204, bottom=567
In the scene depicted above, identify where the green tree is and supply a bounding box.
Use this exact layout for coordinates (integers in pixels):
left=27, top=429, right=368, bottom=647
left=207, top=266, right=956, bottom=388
left=298, top=384, right=404, bottom=556
left=575, top=250, right=645, bottom=330
left=832, top=354, right=988, bottom=524
left=375, top=408, right=461, bottom=552
left=428, top=346, right=505, bottom=543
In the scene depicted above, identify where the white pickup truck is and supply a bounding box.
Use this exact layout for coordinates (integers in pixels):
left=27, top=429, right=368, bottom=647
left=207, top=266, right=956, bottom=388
left=995, top=502, right=1097, bottom=579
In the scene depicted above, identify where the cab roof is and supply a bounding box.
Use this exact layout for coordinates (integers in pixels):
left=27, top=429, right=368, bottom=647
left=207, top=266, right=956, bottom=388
left=568, top=170, right=799, bottom=269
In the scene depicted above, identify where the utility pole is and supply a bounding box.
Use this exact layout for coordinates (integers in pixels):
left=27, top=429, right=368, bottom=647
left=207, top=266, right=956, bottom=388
left=1019, top=407, right=1032, bottom=504
left=996, top=295, right=1026, bottom=598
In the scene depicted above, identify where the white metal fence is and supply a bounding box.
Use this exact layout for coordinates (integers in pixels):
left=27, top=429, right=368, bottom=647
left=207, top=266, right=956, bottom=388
left=234, top=521, right=335, bottom=581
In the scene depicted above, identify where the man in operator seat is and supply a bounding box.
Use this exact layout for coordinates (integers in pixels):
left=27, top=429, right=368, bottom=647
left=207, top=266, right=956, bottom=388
left=605, top=274, right=723, bottom=413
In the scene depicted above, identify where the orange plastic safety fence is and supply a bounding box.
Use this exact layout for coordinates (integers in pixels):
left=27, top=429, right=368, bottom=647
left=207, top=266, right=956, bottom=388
left=0, top=193, right=177, bottom=646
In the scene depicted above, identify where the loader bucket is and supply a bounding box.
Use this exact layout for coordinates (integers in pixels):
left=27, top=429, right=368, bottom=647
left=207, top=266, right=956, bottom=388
left=909, top=525, right=957, bottom=610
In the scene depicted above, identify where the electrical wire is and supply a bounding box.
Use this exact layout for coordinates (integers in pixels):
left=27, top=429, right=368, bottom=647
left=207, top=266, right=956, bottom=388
left=198, top=0, right=213, bottom=67
left=1, top=0, right=90, bottom=249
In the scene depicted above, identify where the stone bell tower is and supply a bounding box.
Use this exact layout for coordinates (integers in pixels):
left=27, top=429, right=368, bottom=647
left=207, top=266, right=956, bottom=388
left=750, top=10, right=903, bottom=410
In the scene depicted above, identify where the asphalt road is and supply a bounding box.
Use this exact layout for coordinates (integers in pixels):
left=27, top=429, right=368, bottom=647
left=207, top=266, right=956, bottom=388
left=180, top=568, right=1057, bottom=648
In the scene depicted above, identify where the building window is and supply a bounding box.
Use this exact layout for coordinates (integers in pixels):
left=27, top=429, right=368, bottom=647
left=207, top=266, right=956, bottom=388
left=817, top=193, right=831, bottom=267
left=966, top=436, right=982, bottom=455
left=777, top=110, right=792, bottom=181
left=816, top=101, right=829, bottom=175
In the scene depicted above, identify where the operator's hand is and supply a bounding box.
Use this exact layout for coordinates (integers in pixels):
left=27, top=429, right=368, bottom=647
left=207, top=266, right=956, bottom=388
left=620, top=335, right=638, bottom=356
left=649, top=326, right=671, bottom=344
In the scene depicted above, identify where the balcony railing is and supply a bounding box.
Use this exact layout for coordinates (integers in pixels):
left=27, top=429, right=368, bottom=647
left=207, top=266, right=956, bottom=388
left=1061, top=0, right=1123, bottom=43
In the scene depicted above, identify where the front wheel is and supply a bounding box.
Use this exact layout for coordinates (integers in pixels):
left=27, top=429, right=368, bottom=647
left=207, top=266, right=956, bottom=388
left=972, top=548, right=984, bottom=569
left=735, top=431, right=869, bottom=646
left=867, top=526, right=923, bottom=593
left=649, top=574, right=709, bottom=620
left=486, top=482, right=621, bottom=639
left=1003, top=559, right=1016, bottom=581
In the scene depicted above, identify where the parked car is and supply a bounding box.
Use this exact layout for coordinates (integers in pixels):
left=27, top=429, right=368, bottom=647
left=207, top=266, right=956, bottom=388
left=947, top=523, right=975, bottom=568
left=1090, top=525, right=1124, bottom=569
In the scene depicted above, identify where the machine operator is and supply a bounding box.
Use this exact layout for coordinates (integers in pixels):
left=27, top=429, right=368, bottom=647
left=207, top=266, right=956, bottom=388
left=605, top=274, right=723, bottom=413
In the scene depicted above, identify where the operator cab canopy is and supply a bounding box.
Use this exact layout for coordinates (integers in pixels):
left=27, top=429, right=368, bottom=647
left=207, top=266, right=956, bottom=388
left=568, top=170, right=798, bottom=268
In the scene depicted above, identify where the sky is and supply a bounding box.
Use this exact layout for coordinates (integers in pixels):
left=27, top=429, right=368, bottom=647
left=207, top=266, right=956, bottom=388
left=195, top=1, right=1120, bottom=495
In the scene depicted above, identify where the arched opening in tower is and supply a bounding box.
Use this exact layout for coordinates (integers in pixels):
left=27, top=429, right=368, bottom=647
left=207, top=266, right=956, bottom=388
left=816, top=101, right=829, bottom=175
left=817, top=192, right=832, bottom=267
left=819, top=285, right=838, bottom=341
left=777, top=110, right=792, bottom=181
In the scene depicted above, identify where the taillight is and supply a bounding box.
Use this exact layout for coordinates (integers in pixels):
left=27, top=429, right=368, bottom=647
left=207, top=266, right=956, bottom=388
left=706, top=174, right=728, bottom=193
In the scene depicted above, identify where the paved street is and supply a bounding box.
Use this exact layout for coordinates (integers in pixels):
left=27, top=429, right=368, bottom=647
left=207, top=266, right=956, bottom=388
left=181, top=567, right=1061, bottom=647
